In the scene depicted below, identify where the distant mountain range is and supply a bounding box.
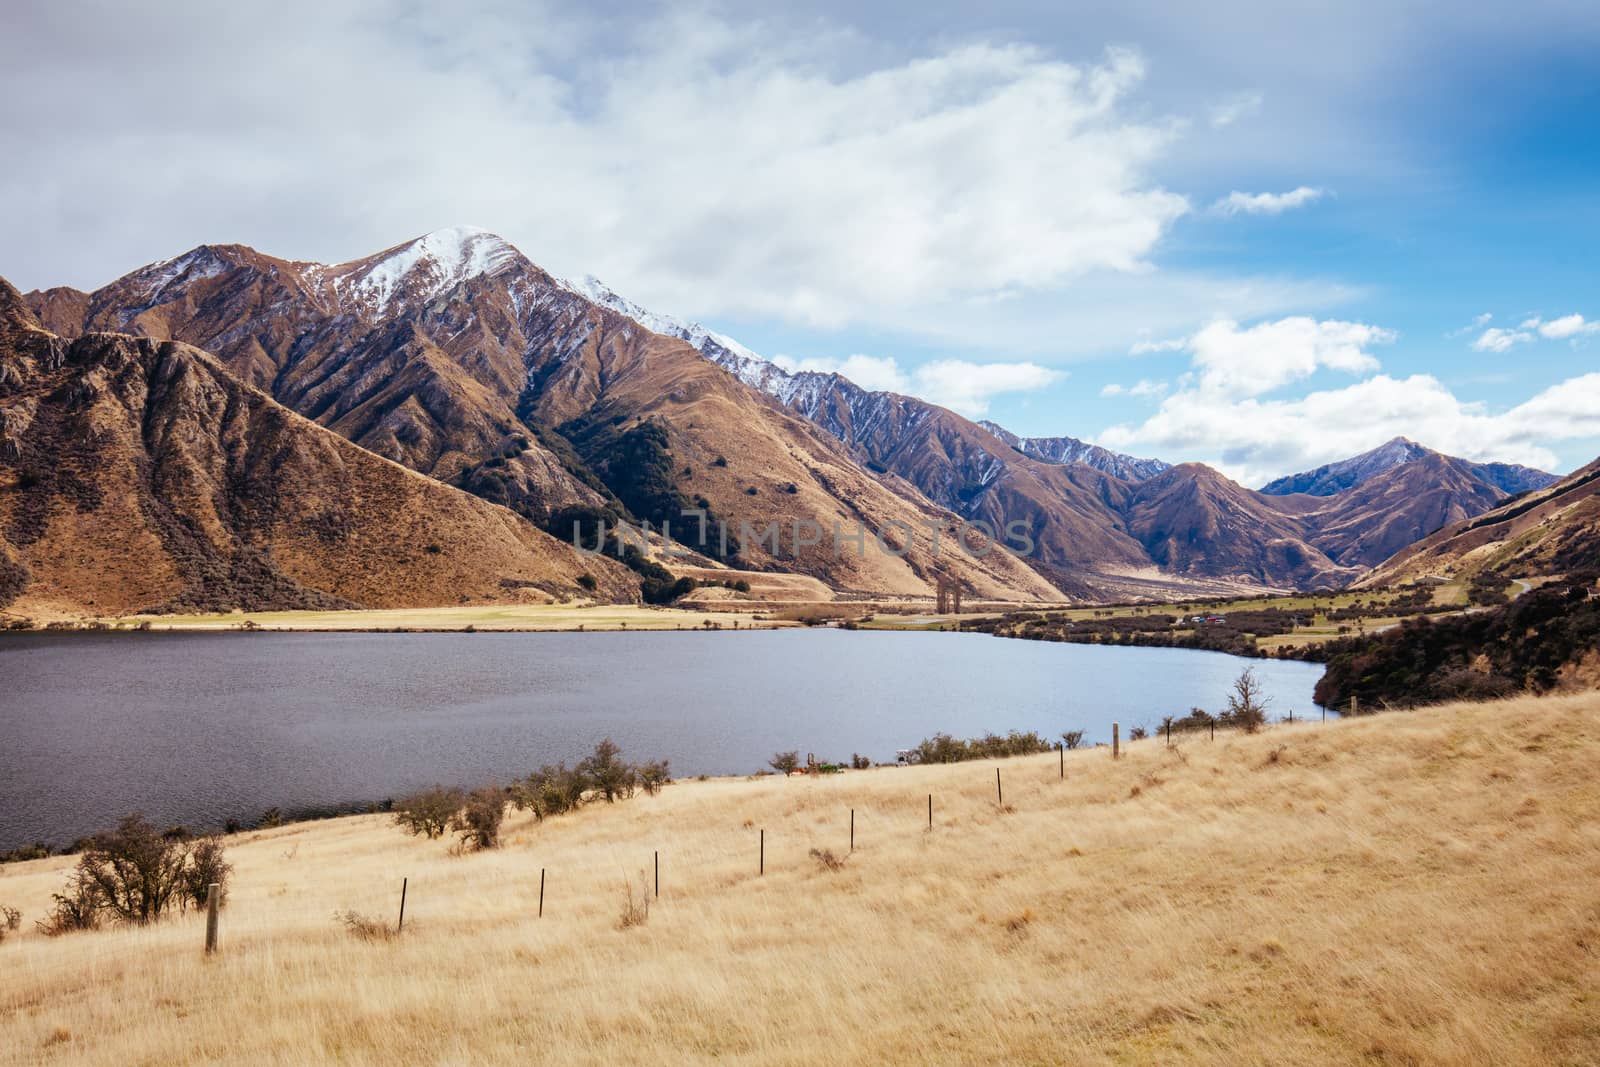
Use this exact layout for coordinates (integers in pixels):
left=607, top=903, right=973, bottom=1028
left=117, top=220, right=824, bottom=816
left=1260, top=436, right=1556, bottom=497
left=4, top=227, right=1581, bottom=615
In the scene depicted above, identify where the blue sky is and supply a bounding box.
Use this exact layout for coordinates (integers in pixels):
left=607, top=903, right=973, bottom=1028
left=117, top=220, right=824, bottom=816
left=4, top=0, right=1598, bottom=484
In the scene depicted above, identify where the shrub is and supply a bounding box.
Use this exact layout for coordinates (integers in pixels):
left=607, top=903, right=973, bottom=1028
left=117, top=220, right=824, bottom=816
left=0, top=841, right=50, bottom=863
left=182, top=837, right=232, bottom=912
left=0, top=905, right=20, bottom=942
left=618, top=871, right=651, bottom=929
left=576, top=573, right=598, bottom=592
left=809, top=848, right=846, bottom=872
left=1128, top=726, right=1149, bottom=741
left=38, top=871, right=100, bottom=936
left=76, top=814, right=189, bottom=925
left=337, top=910, right=397, bottom=941
left=1061, top=730, right=1086, bottom=750
left=258, top=807, right=283, bottom=829
left=850, top=753, right=872, bottom=770
left=581, top=739, right=637, bottom=803
left=912, top=730, right=1054, bottom=764
left=395, top=787, right=464, bottom=839
left=452, top=787, right=507, bottom=851
left=770, top=750, right=800, bottom=775
left=513, top=763, right=588, bottom=819
left=639, top=760, right=672, bottom=796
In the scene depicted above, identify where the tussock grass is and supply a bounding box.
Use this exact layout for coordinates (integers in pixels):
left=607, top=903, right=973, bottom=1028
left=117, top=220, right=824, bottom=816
left=2, top=692, right=1598, bottom=1064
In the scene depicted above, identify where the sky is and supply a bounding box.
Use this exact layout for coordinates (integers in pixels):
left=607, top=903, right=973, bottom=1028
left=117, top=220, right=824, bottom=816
left=3, top=0, right=1599, bottom=485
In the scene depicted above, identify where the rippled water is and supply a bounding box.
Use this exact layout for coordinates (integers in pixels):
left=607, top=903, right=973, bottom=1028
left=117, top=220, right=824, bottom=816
left=0, top=629, right=1326, bottom=849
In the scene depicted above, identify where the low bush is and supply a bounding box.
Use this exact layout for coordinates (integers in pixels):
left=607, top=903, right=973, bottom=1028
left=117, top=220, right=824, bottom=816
left=337, top=910, right=397, bottom=941
left=181, top=837, right=232, bottom=912
left=809, top=848, right=846, bottom=872
left=0, top=905, right=20, bottom=942
left=639, top=760, right=671, bottom=796
left=394, top=787, right=464, bottom=839
left=581, top=739, right=637, bottom=802
left=452, top=787, right=507, bottom=851
left=76, top=815, right=190, bottom=925
left=912, top=730, right=1053, bottom=764
left=38, top=870, right=101, bottom=936
left=770, top=750, right=800, bottom=774
left=513, top=763, right=588, bottom=820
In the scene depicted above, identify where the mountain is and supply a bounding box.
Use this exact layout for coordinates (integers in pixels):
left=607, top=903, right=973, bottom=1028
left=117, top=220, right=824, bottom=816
left=0, top=277, right=635, bottom=618
left=1364, top=455, right=1600, bottom=587
left=978, top=422, right=1169, bottom=482
left=29, top=229, right=1561, bottom=604
left=1260, top=437, right=1557, bottom=497
left=542, top=272, right=1568, bottom=596
left=27, top=230, right=1059, bottom=601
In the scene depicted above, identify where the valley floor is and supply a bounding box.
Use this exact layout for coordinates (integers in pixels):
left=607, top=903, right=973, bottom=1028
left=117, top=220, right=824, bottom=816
left=2, top=693, right=1598, bottom=1065
left=77, top=602, right=790, bottom=632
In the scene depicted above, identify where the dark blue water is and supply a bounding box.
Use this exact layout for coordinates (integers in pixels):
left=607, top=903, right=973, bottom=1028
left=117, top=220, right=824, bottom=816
left=0, top=630, right=1325, bottom=849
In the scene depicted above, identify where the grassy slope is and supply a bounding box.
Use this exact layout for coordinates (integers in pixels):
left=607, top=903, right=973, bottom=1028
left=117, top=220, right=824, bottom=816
left=2, top=693, right=1598, bottom=1065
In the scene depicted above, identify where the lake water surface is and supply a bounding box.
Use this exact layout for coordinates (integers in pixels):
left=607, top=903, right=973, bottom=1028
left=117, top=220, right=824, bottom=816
left=0, top=630, right=1326, bottom=849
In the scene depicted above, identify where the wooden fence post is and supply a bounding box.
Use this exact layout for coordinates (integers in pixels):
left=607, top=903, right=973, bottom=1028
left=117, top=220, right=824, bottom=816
left=996, top=768, right=1003, bottom=807
left=538, top=868, right=545, bottom=918
left=1112, top=722, right=1120, bottom=759
left=759, top=829, right=765, bottom=875
left=1351, top=695, right=1359, bottom=716
left=397, top=877, right=407, bottom=933
left=850, top=808, right=855, bottom=852
left=654, top=851, right=659, bottom=898
left=927, top=794, right=933, bottom=832
left=1059, top=743, right=1064, bottom=779
left=204, top=883, right=220, bottom=955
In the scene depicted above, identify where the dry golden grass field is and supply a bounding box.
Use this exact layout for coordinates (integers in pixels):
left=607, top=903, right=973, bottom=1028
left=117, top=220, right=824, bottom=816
left=2, top=693, right=1598, bottom=1065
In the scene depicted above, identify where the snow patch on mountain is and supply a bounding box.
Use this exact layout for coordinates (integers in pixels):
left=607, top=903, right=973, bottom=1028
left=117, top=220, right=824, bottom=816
left=342, top=226, right=519, bottom=314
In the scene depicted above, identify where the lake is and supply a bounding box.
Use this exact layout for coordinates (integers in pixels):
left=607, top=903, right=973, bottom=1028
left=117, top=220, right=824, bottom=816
left=0, top=630, right=1326, bottom=850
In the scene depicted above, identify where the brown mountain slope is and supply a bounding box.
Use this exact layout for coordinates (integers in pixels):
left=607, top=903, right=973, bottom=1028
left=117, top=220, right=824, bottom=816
left=1122, top=464, right=1358, bottom=589
left=31, top=233, right=1058, bottom=601
left=1294, top=452, right=1510, bottom=569
left=1363, top=455, right=1600, bottom=586
left=0, top=278, right=635, bottom=617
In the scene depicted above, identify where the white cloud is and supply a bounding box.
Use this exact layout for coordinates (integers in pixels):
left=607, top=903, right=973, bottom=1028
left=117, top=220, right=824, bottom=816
left=1531, top=313, right=1600, bottom=340
left=1101, top=313, right=1600, bottom=484
left=772, top=353, right=1061, bottom=416
left=1472, top=326, right=1534, bottom=352
left=1102, top=379, right=1168, bottom=398
left=1129, top=336, right=1187, bottom=354
left=1208, top=91, right=1263, bottom=128
left=1211, top=187, right=1327, bottom=216
left=0, top=5, right=1191, bottom=333
left=1103, top=372, right=1600, bottom=485
left=1182, top=316, right=1394, bottom=397
left=1472, top=313, right=1598, bottom=351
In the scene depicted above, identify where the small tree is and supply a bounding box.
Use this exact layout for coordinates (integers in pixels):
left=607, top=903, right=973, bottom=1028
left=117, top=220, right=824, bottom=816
left=769, top=750, right=800, bottom=775
left=452, top=787, right=506, bottom=851
left=513, top=763, right=589, bottom=819
left=181, top=837, right=232, bottom=912
left=76, top=815, right=189, bottom=925
left=639, top=760, right=671, bottom=796
left=395, top=787, right=463, bottom=839
left=1227, top=667, right=1271, bottom=733
left=580, top=739, right=637, bottom=803
left=1061, top=730, right=1086, bottom=750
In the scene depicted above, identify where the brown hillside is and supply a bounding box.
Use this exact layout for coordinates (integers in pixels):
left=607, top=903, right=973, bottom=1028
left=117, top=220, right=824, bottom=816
left=1364, top=455, right=1600, bottom=586
left=0, top=281, right=635, bottom=617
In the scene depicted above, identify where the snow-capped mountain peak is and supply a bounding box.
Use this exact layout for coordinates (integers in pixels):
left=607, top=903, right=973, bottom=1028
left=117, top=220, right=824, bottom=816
left=340, top=226, right=520, bottom=314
